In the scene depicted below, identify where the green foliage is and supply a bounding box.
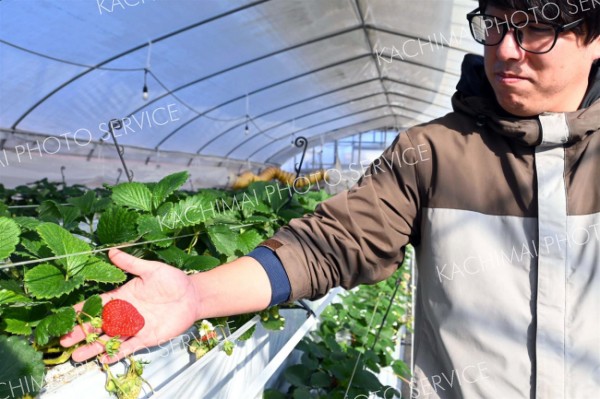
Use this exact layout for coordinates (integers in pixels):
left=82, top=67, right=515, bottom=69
left=0, top=217, right=20, bottom=259
left=0, top=173, right=331, bottom=393
left=0, top=335, right=46, bottom=398
left=267, top=248, right=413, bottom=399
left=81, top=295, right=103, bottom=321
left=111, top=182, right=153, bottom=212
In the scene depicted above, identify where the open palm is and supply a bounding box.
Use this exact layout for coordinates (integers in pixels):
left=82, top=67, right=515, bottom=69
left=60, top=249, right=200, bottom=363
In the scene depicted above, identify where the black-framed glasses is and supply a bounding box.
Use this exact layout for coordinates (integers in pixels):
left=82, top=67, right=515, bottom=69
left=466, top=7, right=584, bottom=54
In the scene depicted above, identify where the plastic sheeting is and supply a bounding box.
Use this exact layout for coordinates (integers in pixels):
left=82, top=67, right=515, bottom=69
left=0, top=0, right=481, bottom=187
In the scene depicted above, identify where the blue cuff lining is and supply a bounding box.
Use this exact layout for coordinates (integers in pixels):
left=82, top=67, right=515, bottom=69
left=246, top=246, right=291, bottom=306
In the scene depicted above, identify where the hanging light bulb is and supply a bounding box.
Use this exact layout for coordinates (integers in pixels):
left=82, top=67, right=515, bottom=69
left=142, top=69, right=149, bottom=101
left=244, top=95, right=250, bottom=135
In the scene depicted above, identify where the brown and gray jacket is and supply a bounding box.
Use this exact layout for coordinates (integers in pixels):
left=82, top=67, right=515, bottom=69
left=259, top=54, right=600, bottom=398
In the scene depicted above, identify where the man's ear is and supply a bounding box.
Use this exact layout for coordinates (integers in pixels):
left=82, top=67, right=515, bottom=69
left=592, top=36, right=600, bottom=61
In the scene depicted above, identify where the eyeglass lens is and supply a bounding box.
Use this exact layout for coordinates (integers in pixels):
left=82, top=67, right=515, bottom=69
left=470, top=15, right=557, bottom=53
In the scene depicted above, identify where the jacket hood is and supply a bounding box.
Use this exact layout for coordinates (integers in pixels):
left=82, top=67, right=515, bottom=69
left=452, top=54, right=600, bottom=146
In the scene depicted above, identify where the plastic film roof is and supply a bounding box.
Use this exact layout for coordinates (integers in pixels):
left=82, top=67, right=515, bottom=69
left=0, top=0, right=482, bottom=184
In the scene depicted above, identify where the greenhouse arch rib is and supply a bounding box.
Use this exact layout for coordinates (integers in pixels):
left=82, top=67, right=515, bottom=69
left=368, top=25, right=473, bottom=54
left=195, top=78, right=382, bottom=153
left=123, top=24, right=462, bottom=131
left=264, top=115, right=403, bottom=165
left=9, top=0, right=268, bottom=130
left=220, top=93, right=440, bottom=159
left=239, top=103, right=405, bottom=161
left=196, top=77, right=448, bottom=156
left=124, top=25, right=364, bottom=119
left=353, top=0, right=394, bottom=123
left=151, top=52, right=370, bottom=150
left=152, top=51, right=454, bottom=151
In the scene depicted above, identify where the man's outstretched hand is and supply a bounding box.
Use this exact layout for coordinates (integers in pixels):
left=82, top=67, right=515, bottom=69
left=60, top=248, right=201, bottom=364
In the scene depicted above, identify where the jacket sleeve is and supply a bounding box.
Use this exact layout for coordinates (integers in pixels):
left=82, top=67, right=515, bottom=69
left=260, top=132, right=425, bottom=301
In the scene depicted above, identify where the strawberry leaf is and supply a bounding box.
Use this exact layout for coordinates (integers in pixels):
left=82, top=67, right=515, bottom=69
left=67, top=190, right=97, bottom=215
left=0, top=203, right=8, bottom=217
left=34, top=307, right=76, bottom=346
left=81, top=295, right=103, bottom=319
left=158, top=194, right=215, bottom=230
left=18, top=232, right=53, bottom=259
left=207, top=225, right=238, bottom=257
left=96, top=206, right=140, bottom=245
left=79, top=259, right=126, bottom=283
left=24, top=264, right=85, bottom=299
left=137, top=214, right=173, bottom=247
left=207, top=226, right=264, bottom=257
left=0, top=217, right=20, bottom=260
left=0, top=336, right=45, bottom=398
left=155, top=247, right=220, bottom=272
left=14, top=216, right=42, bottom=230
left=57, top=205, right=82, bottom=231
left=3, top=318, right=33, bottom=335
left=37, top=200, right=61, bottom=223
left=155, top=246, right=188, bottom=268
left=183, top=255, right=220, bottom=272
left=67, top=190, right=110, bottom=216
left=37, top=201, right=81, bottom=230
left=36, top=223, right=91, bottom=277
left=153, top=171, right=189, bottom=209
left=112, top=182, right=153, bottom=212
left=237, top=229, right=264, bottom=254
left=0, top=288, right=29, bottom=306
left=0, top=279, right=24, bottom=294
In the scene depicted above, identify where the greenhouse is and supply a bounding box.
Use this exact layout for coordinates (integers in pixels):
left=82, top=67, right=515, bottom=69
left=1, top=0, right=599, bottom=398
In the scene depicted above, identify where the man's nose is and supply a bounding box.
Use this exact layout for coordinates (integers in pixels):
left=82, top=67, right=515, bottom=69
left=496, top=29, right=525, bottom=60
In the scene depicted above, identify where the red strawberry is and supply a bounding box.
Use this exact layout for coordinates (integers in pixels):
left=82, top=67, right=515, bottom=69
left=101, top=299, right=145, bottom=337
left=201, top=331, right=217, bottom=341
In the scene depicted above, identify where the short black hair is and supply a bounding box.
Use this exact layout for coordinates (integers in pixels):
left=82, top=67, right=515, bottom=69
left=478, top=0, right=600, bottom=44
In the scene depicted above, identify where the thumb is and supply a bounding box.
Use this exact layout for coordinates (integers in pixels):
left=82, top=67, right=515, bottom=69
left=108, top=248, right=157, bottom=277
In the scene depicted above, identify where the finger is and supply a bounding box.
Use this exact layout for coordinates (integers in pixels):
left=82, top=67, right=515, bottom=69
left=109, top=248, right=158, bottom=277
left=60, top=291, right=124, bottom=347
left=100, top=336, right=148, bottom=364
left=71, top=334, right=124, bottom=363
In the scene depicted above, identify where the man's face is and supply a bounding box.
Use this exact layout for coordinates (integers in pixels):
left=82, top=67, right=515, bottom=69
left=484, top=6, right=600, bottom=116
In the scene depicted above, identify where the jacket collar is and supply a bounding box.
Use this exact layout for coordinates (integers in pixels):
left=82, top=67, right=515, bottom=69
left=452, top=54, right=600, bottom=146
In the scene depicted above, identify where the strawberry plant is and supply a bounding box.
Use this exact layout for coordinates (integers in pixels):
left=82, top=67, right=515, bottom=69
left=265, top=248, right=413, bottom=399
left=0, top=172, right=330, bottom=397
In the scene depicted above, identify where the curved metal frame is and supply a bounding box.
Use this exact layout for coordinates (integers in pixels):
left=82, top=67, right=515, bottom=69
left=242, top=103, right=408, bottom=161
left=196, top=78, right=382, bottom=153
left=8, top=1, right=467, bottom=166
left=152, top=47, right=455, bottom=150
left=222, top=90, right=440, bottom=158
left=10, top=0, right=270, bottom=130
left=150, top=52, right=371, bottom=149
left=266, top=115, right=402, bottom=164
left=196, top=77, right=448, bottom=156
left=261, top=112, right=421, bottom=164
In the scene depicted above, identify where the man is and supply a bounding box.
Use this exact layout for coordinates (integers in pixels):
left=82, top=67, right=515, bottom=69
left=61, top=0, right=600, bottom=397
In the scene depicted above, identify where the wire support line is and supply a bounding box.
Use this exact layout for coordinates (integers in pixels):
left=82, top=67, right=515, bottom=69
left=144, top=70, right=247, bottom=123
left=0, top=39, right=249, bottom=123
left=0, top=221, right=268, bottom=271
left=0, top=233, right=194, bottom=271
left=7, top=203, right=68, bottom=209
left=248, top=117, right=280, bottom=141
left=344, top=292, right=384, bottom=399
left=0, top=39, right=146, bottom=72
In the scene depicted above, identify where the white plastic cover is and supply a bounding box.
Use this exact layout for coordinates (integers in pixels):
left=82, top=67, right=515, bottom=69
left=0, top=0, right=481, bottom=187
